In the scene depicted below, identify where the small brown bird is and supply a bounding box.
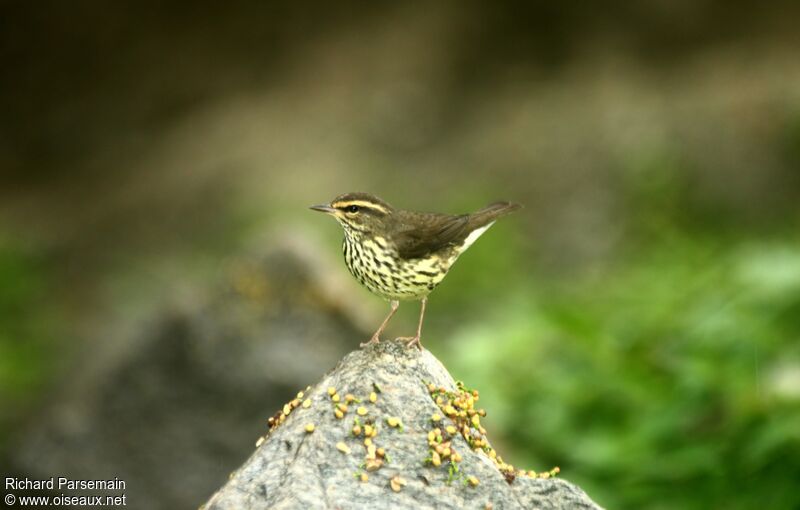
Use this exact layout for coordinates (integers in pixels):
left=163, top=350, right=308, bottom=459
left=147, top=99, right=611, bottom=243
left=310, top=193, right=521, bottom=349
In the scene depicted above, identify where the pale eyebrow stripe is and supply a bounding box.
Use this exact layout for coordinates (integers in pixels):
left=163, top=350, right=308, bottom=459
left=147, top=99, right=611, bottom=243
left=332, top=200, right=389, bottom=214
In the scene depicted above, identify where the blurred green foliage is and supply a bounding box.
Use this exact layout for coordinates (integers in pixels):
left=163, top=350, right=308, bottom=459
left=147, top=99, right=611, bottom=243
left=435, top=165, right=800, bottom=509
left=0, top=235, right=58, bottom=446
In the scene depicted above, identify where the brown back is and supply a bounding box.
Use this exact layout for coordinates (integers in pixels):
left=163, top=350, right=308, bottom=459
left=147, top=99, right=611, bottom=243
left=392, top=201, right=521, bottom=259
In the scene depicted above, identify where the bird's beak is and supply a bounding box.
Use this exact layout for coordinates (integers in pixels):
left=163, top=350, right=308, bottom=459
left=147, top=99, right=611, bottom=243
left=309, top=204, right=336, bottom=214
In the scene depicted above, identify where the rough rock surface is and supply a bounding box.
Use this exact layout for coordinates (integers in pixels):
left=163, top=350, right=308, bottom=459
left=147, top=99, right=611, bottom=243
left=203, top=341, right=602, bottom=510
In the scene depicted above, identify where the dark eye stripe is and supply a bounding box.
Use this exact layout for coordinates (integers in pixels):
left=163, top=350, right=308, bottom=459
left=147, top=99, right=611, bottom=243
left=334, top=202, right=387, bottom=216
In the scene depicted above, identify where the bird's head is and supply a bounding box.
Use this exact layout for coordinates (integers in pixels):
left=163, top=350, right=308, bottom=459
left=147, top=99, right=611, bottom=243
left=310, top=192, right=393, bottom=235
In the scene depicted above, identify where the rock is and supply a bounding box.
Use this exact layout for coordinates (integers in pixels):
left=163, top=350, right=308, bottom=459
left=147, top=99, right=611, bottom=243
left=203, top=341, right=602, bottom=510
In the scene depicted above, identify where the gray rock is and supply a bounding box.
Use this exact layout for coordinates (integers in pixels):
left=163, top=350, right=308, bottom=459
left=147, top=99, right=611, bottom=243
left=203, top=341, right=601, bottom=510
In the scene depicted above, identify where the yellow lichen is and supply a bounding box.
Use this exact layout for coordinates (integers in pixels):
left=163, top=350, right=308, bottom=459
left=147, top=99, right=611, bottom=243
left=365, top=458, right=383, bottom=471
left=423, top=380, right=560, bottom=483
left=390, top=476, right=406, bottom=492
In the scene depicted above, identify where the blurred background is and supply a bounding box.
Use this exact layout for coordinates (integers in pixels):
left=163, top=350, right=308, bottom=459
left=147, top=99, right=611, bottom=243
left=2, top=1, right=800, bottom=508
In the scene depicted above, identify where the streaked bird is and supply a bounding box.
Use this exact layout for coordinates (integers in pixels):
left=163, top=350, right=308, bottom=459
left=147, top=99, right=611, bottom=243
left=310, top=192, right=521, bottom=349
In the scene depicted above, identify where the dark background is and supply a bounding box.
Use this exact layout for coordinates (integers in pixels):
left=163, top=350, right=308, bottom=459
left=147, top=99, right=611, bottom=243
left=2, top=1, right=800, bottom=508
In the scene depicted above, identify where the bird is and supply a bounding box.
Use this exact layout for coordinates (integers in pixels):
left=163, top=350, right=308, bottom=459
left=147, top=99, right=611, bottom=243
left=310, top=192, right=521, bottom=349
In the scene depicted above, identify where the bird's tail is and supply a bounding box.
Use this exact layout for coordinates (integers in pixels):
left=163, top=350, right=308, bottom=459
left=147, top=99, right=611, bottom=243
left=468, top=201, right=522, bottom=228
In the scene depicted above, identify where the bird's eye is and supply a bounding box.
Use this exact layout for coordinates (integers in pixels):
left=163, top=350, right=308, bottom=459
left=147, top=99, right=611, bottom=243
left=347, top=205, right=360, bottom=213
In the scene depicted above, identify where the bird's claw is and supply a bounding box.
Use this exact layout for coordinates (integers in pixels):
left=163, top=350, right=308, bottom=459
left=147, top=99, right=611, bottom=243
left=395, top=336, right=423, bottom=350
left=360, top=335, right=381, bottom=348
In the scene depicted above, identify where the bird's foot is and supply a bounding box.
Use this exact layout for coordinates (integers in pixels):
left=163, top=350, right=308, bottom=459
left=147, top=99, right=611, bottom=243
left=396, top=336, right=423, bottom=350
left=360, top=335, right=381, bottom=348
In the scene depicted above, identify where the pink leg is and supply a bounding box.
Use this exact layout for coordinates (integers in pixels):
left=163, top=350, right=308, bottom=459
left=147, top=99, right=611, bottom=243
left=397, top=297, right=426, bottom=350
left=361, top=300, right=400, bottom=347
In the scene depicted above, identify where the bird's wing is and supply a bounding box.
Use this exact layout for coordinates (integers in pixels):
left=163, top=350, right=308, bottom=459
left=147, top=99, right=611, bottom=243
left=393, top=213, right=471, bottom=259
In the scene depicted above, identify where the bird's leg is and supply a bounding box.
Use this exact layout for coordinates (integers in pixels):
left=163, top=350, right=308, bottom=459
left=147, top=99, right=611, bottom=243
left=361, top=300, right=400, bottom=347
left=397, top=297, right=427, bottom=350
